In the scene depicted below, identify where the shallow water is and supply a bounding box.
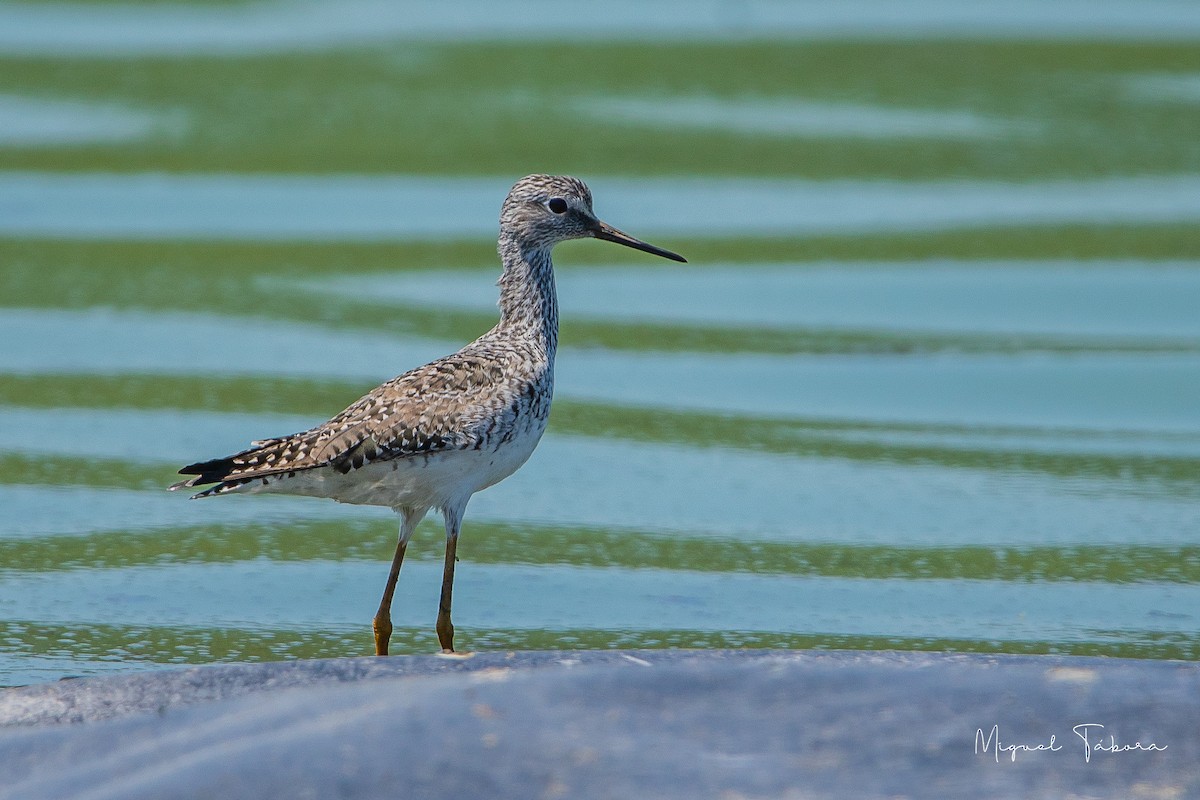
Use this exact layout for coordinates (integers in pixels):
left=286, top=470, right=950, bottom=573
left=4, top=173, right=1200, bottom=239
left=574, top=96, right=1031, bottom=139
left=2, top=0, right=1199, bottom=57
left=1, top=11, right=1198, bottom=685
left=306, top=260, right=1200, bottom=338
left=1124, top=72, right=1200, bottom=103
left=7, top=408, right=1198, bottom=546
left=8, top=308, right=1200, bottom=430
left=0, top=95, right=181, bottom=146
left=3, top=561, right=1197, bottom=642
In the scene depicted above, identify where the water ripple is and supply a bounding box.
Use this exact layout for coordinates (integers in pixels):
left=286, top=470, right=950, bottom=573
left=298, top=261, right=1200, bottom=339
left=3, top=173, right=1200, bottom=239
left=3, top=408, right=1197, bottom=546
left=4, top=309, right=1199, bottom=431
left=2, top=0, right=1199, bottom=57
left=0, top=561, right=1194, bottom=644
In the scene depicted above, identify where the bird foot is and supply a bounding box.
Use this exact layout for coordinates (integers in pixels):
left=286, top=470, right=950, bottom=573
left=372, top=616, right=392, bottom=657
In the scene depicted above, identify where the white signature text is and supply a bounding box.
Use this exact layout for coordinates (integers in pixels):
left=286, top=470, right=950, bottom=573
left=974, top=724, right=1167, bottom=763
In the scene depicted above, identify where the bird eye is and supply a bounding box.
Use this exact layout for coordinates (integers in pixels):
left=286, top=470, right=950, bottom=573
left=547, top=197, right=568, bottom=214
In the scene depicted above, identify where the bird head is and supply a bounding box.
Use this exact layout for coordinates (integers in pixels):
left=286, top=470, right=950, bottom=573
left=500, top=174, right=686, bottom=262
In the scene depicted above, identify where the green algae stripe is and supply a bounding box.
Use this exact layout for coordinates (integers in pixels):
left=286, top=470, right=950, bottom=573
left=0, top=376, right=368, bottom=420
left=1, top=513, right=1196, bottom=585
left=3, top=387, right=1198, bottom=489
left=1, top=41, right=1199, bottom=178
left=0, top=452, right=178, bottom=492
left=5, top=232, right=1200, bottom=356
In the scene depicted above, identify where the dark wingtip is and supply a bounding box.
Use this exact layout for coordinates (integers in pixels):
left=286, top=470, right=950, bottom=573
left=177, top=459, right=217, bottom=476
left=170, top=457, right=237, bottom=493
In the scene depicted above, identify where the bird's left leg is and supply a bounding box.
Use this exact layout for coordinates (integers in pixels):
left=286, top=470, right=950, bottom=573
left=373, top=507, right=423, bottom=656
left=436, top=503, right=464, bottom=653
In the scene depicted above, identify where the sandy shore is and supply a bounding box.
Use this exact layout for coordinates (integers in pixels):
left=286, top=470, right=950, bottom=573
left=1, top=649, right=1196, bottom=798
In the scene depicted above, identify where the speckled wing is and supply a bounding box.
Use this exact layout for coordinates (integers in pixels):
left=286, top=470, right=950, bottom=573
left=171, top=346, right=536, bottom=497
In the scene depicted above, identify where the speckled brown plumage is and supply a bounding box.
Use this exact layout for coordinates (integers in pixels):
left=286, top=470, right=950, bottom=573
left=169, top=174, right=685, bottom=654
left=173, top=340, right=553, bottom=497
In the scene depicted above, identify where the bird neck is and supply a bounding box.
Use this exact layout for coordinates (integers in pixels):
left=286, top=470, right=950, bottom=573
left=495, top=232, right=559, bottom=355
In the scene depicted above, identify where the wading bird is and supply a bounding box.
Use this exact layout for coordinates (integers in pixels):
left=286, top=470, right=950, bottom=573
left=171, top=174, right=685, bottom=655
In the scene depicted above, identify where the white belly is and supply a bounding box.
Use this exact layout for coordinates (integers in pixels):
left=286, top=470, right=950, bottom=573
left=237, top=422, right=546, bottom=511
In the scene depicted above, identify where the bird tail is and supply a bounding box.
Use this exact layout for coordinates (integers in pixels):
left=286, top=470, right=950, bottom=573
left=169, top=437, right=295, bottom=498
left=169, top=453, right=251, bottom=498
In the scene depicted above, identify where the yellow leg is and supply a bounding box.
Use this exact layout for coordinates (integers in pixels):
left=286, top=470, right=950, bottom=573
left=436, top=534, right=457, bottom=653
left=373, top=539, right=407, bottom=656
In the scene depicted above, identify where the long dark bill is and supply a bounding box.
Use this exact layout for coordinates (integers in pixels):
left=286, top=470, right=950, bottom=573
left=592, top=220, right=687, bottom=263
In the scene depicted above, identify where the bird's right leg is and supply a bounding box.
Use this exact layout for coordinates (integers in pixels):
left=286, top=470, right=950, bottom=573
left=373, top=508, right=422, bottom=656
